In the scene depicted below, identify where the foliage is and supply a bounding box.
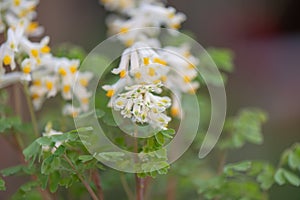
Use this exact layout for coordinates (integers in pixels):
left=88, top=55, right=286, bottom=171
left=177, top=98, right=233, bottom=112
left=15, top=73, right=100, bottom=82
left=0, top=177, right=5, bottom=191
left=219, top=109, right=267, bottom=149
left=1, top=127, right=104, bottom=199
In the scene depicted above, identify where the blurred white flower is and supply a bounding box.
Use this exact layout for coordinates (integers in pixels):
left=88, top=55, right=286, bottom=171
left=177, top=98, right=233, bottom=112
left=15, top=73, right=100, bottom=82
left=105, top=0, right=186, bottom=45
left=100, top=0, right=135, bottom=12
left=63, top=104, right=82, bottom=118
left=42, top=123, right=64, bottom=153
left=0, top=0, right=94, bottom=116
left=0, top=0, right=40, bottom=35
left=161, top=44, right=200, bottom=94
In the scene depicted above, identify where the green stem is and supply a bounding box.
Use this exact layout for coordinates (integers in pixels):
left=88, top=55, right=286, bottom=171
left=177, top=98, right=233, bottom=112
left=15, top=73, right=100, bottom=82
left=10, top=84, right=25, bottom=154
left=133, top=126, right=145, bottom=200
left=120, top=174, right=134, bottom=200
left=218, top=150, right=228, bottom=174
left=63, top=154, right=99, bottom=200
left=23, top=83, right=39, bottom=138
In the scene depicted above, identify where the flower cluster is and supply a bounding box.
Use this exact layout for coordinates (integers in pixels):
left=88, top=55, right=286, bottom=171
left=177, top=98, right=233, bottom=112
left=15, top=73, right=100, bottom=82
left=0, top=0, right=93, bottom=116
left=104, top=0, right=186, bottom=46
left=113, top=83, right=171, bottom=129
left=0, top=0, right=41, bottom=36
left=101, top=0, right=200, bottom=129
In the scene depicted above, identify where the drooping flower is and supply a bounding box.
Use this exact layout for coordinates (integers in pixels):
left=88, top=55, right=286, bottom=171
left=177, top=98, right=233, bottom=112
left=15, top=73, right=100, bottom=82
left=111, top=42, right=169, bottom=84
left=100, top=0, right=200, bottom=126
left=161, top=44, right=200, bottom=94
left=113, top=82, right=171, bottom=129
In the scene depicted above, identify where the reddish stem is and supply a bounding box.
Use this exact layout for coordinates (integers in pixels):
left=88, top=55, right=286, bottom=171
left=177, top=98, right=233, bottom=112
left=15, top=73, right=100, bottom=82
left=92, top=170, right=104, bottom=200
left=135, top=175, right=145, bottom=200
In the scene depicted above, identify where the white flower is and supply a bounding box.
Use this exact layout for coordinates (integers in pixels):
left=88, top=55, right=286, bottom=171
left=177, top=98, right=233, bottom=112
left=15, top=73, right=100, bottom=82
left=29, top=80, right=47, bottom=110
left=63, top=104, right=82, bottom=118
left=77, top=71, right=93, bottom=87
left=61, top=75, right=73, bottom=100
left=0, top=43, right=16, bottom=72
left=73, top=85, right=92, bottom=112
left=0, top=0, right=94, bottom=117
left=111, top=42, right=169, bottom=85
left=43, top=76, right=58, bottom=98
left=42, top=123, right=64, bottom=152
left=170, top=92, right=182, bottom=118
left=103, top=77, right=130, bottom=99
left=161, top=44, right=200, bottom=94
left=20, top=36, right=51, bottom=65
left=0, top=14, right=5, bottom=33
left=55, top=58, right=79, bottom=77
left=100, top=0, right=135, bottom=12
left=0, top=71, right=29, bottom=88
left=113, top=83, right=171, bottom=129
left=104, top=1, right=186, bottom=45
left=0, top=24, right=26, bottom=72
left=149, top=112, right=171, bottom=130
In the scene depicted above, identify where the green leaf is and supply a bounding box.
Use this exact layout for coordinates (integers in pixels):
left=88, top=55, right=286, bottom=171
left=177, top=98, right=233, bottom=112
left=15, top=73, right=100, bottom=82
left=50, top=134, right=69, bottom=142
left=256, top=165, right=275, bottom=190
left=41, top=159, right=51, bottom=175
left=288, top=152, right=300, bottom=170
left=220, top=109, right=267, bottom=149
left=19, top=181, right=38, bottom=193
left=1, top=165, right=23, bottom=176
left=282, top=169, right=300, bottom=186
left=206, top=48, right=234, bottom=72
left=49, top=172, right=60, bottom=193
left=36, top=137, right=52, bottom=146
left=41, top=155, right=54, bottom=175
left=232, top=133, right=244, bottom=148
left=39, top=175, right=48, bottom=190
left=274, top=169, right=286, bottom=185
left=53, top=44, right=86, bottom=61
left=53, top=145, right=65, bottom=156
left=0, top=117, right=21, bottom=133
left=160, top=129, right=175, bottom=139
left=0, top=118, right=13, bottom=132
left=97, top=152, right=125, bottom=162
left=78, top=155, right=94, bottom=163
left=224, top=161, right=252, bottom=176
left=23, top=141, right=40, bottom=162
left=0, top=178, right=5, bottom=191
left=155, top=132, right=165, bottom=146
left=235, top=109, right=266, bottom=145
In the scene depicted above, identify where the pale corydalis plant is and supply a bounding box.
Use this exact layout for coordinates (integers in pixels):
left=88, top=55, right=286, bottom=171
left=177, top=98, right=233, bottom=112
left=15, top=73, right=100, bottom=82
left=0, top=0, right=93, bottom=116
left=101, top=0, right=200, bottom=128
